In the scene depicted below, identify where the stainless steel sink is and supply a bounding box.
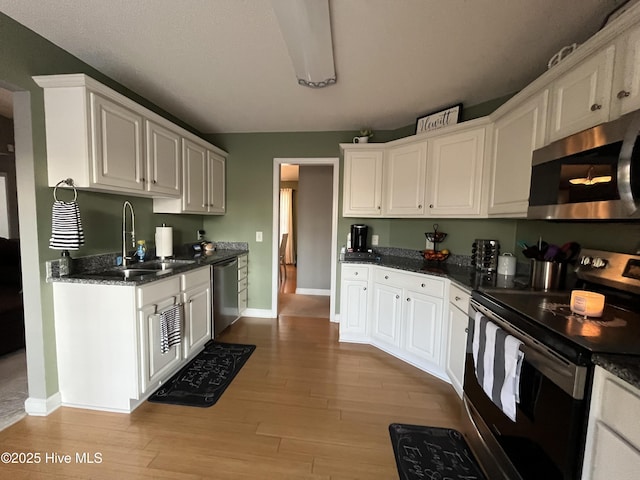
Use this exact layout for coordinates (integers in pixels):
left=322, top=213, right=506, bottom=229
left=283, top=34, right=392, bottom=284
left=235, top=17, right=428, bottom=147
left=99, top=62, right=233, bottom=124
left=71, top=259, right=196, bottom=281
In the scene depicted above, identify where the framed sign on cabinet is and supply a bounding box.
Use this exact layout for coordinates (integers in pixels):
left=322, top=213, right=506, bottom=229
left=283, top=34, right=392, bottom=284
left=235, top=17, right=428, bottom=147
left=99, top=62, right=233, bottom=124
left=415, top=103, right=462, bottom=134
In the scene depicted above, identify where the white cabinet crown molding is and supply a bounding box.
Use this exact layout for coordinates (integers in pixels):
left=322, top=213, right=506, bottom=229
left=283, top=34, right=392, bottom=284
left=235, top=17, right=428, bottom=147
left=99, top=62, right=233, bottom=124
left=33, top=73, right=228, bottom=158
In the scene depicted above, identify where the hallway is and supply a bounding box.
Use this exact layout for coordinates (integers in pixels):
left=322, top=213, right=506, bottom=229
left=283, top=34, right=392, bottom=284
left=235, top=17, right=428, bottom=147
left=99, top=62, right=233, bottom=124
left=278, top=265, right=330, bottom=319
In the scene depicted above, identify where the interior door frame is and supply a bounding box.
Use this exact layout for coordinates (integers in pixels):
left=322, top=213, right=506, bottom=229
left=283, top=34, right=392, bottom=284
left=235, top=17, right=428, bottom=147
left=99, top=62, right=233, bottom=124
left=272, top=157, right=339, bottom=321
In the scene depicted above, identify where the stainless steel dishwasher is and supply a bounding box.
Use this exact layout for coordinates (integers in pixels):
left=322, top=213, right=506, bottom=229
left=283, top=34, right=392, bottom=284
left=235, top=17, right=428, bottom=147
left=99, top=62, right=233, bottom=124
left=212, top=258, right=239, bottom=337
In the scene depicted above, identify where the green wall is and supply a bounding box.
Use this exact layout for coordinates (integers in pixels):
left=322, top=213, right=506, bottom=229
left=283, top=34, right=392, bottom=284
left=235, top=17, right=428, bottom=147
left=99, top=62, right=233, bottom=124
left=0, top=12, right=203, bottom=396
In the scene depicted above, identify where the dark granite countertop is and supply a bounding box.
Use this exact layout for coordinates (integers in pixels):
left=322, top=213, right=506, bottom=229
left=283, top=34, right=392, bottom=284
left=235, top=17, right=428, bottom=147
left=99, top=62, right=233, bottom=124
left=593, top=354, right=640, bottom=390
left=48, top=248, right=248, bottom=286
left=341, top=252, right=523, bottom=293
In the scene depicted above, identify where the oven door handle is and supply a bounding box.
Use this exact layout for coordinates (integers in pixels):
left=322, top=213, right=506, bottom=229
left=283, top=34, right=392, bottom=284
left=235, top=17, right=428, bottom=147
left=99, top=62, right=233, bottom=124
left=469, top=300, right=587, bottom=400
left=519, top=344, right=587, bottom=400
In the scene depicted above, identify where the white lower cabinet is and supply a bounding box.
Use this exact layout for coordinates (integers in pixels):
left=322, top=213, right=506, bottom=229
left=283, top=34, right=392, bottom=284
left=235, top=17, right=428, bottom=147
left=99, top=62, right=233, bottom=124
left=339, top=264, right=370, bottom=341
left=138, top=296, right=182, bottom=395
left=446, top=283, right=471, bottom=397
left=181, top=268, right=212, bottom=360
left=582, top=366, right=640, bottom=480
left=341, top=265, right=449, bottom=380
left=371, top=281, right=403, bottom=347
left=52, top=266, right=212, bottom=412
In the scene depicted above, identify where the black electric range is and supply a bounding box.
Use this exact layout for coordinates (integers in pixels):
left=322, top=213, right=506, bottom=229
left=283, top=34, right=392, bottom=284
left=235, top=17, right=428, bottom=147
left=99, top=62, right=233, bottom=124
left=473, top=249, right=640, bottom=364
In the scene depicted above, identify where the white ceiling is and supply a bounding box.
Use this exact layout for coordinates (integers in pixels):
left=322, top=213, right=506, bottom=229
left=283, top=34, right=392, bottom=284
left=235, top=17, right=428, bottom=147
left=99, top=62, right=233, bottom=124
left=0, top=0, right=629, bottom=133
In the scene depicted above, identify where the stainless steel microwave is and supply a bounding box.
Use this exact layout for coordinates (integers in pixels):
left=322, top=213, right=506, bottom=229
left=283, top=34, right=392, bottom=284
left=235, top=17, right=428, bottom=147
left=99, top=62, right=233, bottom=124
left=528, top=110, right=640, bottom=220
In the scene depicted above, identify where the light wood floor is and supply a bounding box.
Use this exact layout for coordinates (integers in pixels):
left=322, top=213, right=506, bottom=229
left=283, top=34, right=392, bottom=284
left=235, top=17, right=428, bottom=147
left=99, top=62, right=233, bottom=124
left=0, top=299, right=464, bottom=479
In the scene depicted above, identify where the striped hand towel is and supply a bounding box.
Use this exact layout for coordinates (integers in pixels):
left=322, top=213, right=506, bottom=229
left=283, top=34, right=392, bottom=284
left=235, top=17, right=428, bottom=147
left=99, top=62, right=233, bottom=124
left=160, top=304, right=182, bottom=354
left=472, top=311, right=524, bottom=422
left=49, top=200, right=85, bottom=250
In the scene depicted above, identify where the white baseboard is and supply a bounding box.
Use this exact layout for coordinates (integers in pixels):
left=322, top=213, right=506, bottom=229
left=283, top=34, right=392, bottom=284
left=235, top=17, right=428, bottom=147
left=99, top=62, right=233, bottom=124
left=241, top=308, right=276, bottom=318
left=25, top=392, right=62, bottom=416
left=295, top=288, right=330, bottom=296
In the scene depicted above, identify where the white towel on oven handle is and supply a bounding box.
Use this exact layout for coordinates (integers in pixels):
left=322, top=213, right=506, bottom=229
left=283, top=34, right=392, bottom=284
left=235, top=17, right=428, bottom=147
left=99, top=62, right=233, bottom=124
left=473, top=311, right=524, bottom=422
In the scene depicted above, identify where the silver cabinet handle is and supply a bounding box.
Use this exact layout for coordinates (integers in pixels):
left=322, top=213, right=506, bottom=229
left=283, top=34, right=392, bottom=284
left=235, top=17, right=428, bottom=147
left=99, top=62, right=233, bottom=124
left=617, top=90, right=631, bottom=99
left=418, top=204, right=422, bottom=209
left=395, top=295, right=400, bottom=299
left=429, top=204, right=434, bottom=208
left=406, top=298, right=411, bottom=302
left=384, top=275, right=389, bottom=280
left=421, top=283, right=426, bottom=288
left=363, top=287, right=367, bottom=291
left=354, top=271, right=358, bottom=276
left=591, top=103, right=602, bottom=111
left=465, top=328, right=469, bottom=333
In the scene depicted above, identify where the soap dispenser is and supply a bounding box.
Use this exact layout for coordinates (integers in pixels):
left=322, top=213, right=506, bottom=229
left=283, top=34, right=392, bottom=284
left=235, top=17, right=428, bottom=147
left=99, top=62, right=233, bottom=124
left=136, top=240, right=147, bottom=262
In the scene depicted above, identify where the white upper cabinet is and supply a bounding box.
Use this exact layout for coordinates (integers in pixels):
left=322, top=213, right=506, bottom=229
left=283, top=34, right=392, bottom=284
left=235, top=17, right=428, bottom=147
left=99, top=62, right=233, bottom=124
left=207, top=151, right=226, bottom=214
left=488, top=91, right=548, bottom=217
left=426, top=126, right=486, bottom=216
left=154, top=139, right=226, bottom=215
left=33, top=74, right=226, bottom=201
left=342, top=148, right=384, bottom=216
left=611, top=24, right=640, bottom=117
left=383, top=141, right=427, bottom=216
left=90, top=93, right=145, bottom=192
left=548, top=45, right=615, bottom=142
left=182, top=139, right=208, bottom=213
left=145, top=120, right=181, bottom=197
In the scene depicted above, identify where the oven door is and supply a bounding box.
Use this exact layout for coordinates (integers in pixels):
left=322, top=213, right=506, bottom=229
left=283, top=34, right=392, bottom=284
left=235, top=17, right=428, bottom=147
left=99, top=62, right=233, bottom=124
left=464, top=300, right=590, bottom=480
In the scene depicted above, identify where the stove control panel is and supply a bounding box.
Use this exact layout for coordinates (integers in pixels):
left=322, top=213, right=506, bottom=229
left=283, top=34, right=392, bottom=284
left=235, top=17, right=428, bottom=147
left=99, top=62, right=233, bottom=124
left=576, top=249, right=640, bottom=295
left=580, top=256, right=608, bottom=269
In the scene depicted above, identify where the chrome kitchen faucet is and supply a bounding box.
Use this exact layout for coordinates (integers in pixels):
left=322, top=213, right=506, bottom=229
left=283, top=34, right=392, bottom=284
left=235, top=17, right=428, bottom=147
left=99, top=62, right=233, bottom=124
left=122, top=201, right=136, bottom=266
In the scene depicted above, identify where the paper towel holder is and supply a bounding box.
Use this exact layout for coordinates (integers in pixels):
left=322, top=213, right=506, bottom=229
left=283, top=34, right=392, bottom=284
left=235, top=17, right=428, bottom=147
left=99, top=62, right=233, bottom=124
left=155, top=224, right=174, bottom=261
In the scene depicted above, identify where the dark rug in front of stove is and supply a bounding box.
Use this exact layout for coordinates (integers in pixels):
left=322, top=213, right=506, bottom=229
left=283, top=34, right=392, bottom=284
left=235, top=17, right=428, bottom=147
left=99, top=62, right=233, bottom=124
left=389, top=424, right=486, bottom=480
left=148, top=341, right=255, bottom=407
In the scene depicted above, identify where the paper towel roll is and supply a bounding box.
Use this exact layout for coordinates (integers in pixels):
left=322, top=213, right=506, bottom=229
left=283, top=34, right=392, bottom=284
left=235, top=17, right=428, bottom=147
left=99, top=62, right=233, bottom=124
left=155, top=226, right=173, bottom=259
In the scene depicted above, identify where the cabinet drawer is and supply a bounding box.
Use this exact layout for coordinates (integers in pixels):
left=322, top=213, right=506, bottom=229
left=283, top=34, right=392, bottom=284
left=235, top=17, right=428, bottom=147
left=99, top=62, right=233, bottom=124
left=342, top=264, right=369, bottom=281
left=449, top=283, right=471, bottom=312
left=237, top=254, right=248, bottom=269
left=137, top=277, right=181, bottom=306
left=374, top=267, right=445, bottom=298
left=238, top=289, right=247, bottom=311
left=238, top=266, right=248, bottom=281
left=238, top=276, right=248, bottom=292
left=600, top=375, right=640, bottom=449
left=182, top=266, right=210, bottom=291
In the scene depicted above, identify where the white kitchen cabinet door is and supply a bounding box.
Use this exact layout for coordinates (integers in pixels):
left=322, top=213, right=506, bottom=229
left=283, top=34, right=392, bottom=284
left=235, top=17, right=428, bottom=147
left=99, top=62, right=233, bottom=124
left=383, top=141, right=427, bottom=216
left=340, top=264, right=369, bottom=342
left=183, top=283, right=212, bottom=359
left=207, top=151, right=226, bottom=214
left=446, top=302, right=468, bottom=397
left=582, top=366, right=640, bottom=480
left=90, top=92, right=144, bottom=191
left=548, top=45, right=615, bottom=142
left=138, top=297, right=183, bottom=395
left=145, top=120, right=181, bottom=197
left=488, top=91, right=548, bottom=217
left=371, top=282, right=402, bottom=347
left=182, top=139, right=208, bottom=213
left=343, top=149, right=384, bottom=216
left=426, top=127, right=486, bottom=216
left=403, top=290, right=443, bottom=366
left=612, top=24, right=640, bottom=117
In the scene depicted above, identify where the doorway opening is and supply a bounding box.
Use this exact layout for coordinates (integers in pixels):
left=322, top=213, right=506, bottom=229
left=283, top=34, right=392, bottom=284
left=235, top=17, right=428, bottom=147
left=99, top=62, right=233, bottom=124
left=0, top=86, right=27, bottom=429
left=272, top=158, right=338, bottom=321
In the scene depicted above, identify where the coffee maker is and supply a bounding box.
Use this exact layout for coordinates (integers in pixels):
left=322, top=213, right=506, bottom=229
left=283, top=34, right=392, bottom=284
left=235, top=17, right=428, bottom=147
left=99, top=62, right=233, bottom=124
left=350, top=224, right=369, bottom=252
